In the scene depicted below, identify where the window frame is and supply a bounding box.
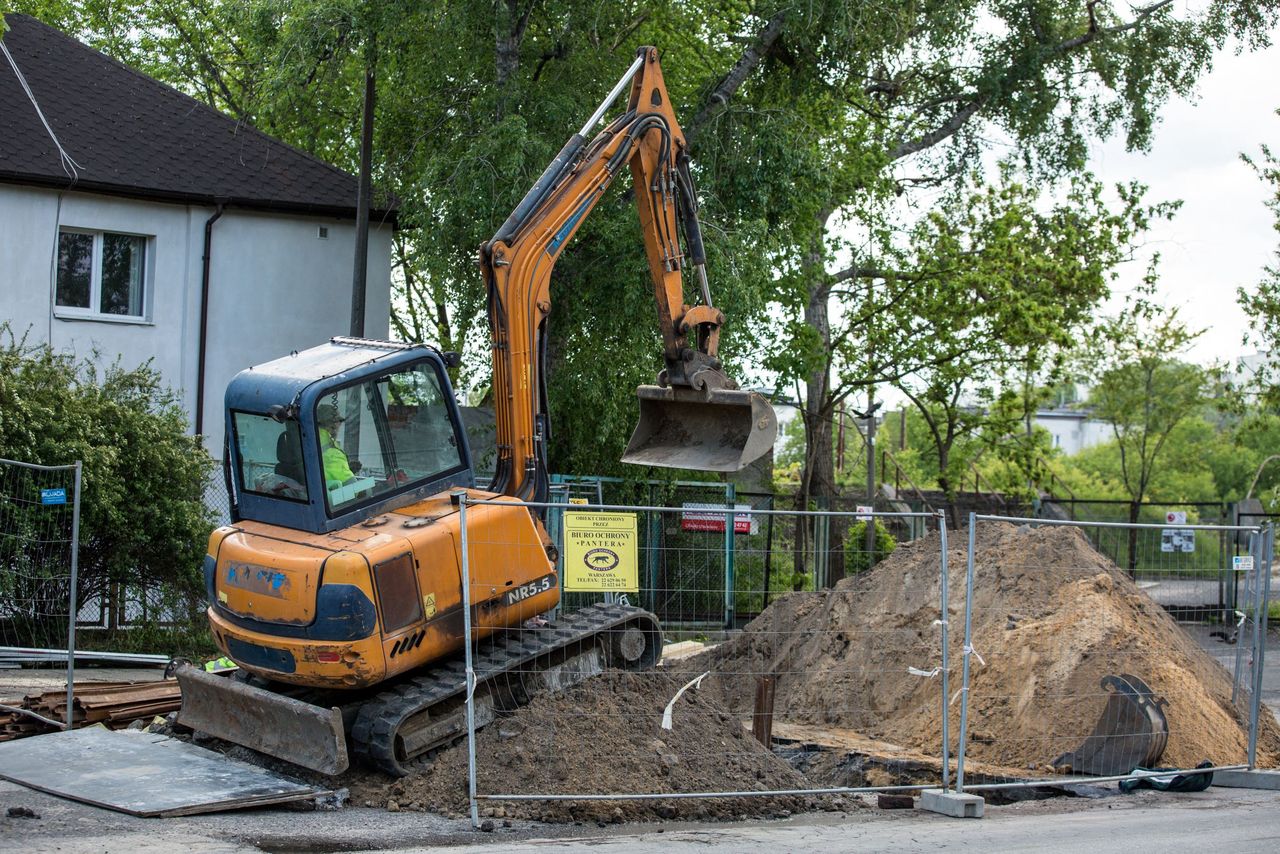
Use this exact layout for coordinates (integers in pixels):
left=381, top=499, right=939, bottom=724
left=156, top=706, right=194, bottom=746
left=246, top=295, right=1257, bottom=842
left=54, top=227, right=153, bottom=322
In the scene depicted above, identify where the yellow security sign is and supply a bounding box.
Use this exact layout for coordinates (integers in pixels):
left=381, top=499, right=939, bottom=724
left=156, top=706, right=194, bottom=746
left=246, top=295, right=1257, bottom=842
left=563, top=511, right=638, bottom=592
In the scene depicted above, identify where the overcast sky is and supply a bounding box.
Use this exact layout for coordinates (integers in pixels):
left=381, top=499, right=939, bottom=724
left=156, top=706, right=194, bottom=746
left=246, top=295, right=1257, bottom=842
left=1089, top=35, right=1279, bottom=366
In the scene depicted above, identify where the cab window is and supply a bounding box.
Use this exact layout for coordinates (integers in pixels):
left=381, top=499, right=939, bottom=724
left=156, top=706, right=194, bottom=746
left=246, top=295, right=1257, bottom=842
left=319, top=361, right=464, bottom=515
left=233, top=413, right=309, bottom=502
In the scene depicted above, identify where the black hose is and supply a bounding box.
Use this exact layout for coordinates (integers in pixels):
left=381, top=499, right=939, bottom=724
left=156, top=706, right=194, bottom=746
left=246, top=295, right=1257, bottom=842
left=677, top=154, right=706, bottom=267
left=495, top=133, right=587, bottom=245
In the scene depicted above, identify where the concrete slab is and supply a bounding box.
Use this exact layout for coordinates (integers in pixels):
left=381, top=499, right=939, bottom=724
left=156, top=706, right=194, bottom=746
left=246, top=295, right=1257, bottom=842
left=1212, top=769, right=1280, bottom=790
left=919, top=788, right=984, bottom=818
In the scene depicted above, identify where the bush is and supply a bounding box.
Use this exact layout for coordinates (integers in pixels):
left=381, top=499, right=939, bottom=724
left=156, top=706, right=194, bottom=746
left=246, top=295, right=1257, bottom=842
left=0, top=327, right=216, bottom=627
left=843, top=520, right=897, bottom=574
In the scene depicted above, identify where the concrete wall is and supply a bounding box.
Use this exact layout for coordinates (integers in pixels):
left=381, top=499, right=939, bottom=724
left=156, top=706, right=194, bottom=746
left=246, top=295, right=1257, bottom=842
left=0, top=184, right=393, bottom=456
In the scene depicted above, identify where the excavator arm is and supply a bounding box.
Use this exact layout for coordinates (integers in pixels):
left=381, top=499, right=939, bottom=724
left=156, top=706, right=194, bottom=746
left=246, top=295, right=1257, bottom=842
left=480, top=46, right=777, bottom=501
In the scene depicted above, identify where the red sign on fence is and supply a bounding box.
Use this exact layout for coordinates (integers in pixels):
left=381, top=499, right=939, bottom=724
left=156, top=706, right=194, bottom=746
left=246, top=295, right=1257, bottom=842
left=680, top=503, right=758, bottom=535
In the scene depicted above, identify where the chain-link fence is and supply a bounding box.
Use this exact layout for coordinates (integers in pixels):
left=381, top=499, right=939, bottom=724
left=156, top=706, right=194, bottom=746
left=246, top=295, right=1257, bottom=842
left=454, top=497, right=952, bottom=823
left=0, top=457, right=81, bottom=725
left=952, top=515, right=1275, bottom=796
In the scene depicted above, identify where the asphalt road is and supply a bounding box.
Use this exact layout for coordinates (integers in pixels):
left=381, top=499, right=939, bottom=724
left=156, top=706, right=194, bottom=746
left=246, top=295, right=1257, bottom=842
left=3, top=778, right=1279, bottom=853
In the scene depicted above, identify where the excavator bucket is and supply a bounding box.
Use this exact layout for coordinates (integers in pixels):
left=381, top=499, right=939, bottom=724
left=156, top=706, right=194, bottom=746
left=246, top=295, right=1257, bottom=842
left=622, top=384, right=777, bottom=472
left=175, top=664, right=349, bottom=775
left=1051, top=674, right=1169, bottom=776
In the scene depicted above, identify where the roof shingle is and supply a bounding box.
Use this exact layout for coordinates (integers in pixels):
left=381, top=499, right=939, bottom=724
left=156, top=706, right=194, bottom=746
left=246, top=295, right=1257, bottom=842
left=0, top=14, right=396, bottom=223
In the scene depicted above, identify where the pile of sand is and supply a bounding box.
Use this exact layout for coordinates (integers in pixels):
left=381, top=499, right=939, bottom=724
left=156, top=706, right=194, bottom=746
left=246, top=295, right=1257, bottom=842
left=679, top=522, right=1280, bottom=771
left=347, top=671, right=844, bottom=823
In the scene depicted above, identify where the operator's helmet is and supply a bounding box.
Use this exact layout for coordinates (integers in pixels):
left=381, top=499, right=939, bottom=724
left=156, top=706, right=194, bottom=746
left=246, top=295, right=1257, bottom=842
left=317, top=403, right=344, bottom=426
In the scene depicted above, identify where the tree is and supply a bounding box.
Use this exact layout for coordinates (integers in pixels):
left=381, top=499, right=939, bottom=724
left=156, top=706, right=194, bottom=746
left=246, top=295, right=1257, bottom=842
left=1238, top=110, right=1280, bottom=404
left=747, top=1, right=1280, bottom=535
left=0, top=327, right=217, bottom=635
left=887, top=171, right=1169, bottom=523
left=1084, top=287, right=1211, bottom=570
left=14, top=1, right=1279, bottom=492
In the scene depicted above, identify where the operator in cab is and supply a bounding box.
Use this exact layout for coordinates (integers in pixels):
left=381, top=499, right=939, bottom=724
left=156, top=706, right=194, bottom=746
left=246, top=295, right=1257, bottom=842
left=317, top=403, right=359, bottom=488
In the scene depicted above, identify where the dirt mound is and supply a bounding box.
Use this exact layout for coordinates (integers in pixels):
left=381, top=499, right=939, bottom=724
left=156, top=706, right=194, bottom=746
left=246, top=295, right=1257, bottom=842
left=682, top=522, right=1280, bottom=772
left=348, top=671, right=845, bottom=824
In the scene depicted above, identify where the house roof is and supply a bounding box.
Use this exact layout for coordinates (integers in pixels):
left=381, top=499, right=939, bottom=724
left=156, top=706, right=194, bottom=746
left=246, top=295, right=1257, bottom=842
left=0, top=14, right=396, bottom=224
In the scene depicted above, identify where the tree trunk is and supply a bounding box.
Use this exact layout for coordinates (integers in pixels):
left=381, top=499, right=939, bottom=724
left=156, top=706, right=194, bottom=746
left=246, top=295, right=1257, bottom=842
left=495, top=0, right=531, bottom=121
left=798, top=256, right=844, bottom=585
left=1127, top=500, right=1140, bottom=576
left=937, top=448, right=961, bottom=529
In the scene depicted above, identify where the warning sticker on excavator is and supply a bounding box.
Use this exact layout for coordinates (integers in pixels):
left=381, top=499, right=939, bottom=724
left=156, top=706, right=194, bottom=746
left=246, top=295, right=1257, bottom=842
left=564, top=512, right=638, bottom=592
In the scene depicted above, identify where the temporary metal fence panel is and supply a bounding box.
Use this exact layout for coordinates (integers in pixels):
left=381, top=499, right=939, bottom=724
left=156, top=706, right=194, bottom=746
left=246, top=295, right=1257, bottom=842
left=0, top=457, right=81, bottom=726
left=457, top=498, right=951, bottom=822
left=953, top=514, right=1273, bottom=795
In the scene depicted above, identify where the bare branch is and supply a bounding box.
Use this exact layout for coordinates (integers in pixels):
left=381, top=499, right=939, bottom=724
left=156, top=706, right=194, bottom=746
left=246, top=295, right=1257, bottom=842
left=686, top=8, right=788, bottom=150
left=888, top=95, right=987, bottom=161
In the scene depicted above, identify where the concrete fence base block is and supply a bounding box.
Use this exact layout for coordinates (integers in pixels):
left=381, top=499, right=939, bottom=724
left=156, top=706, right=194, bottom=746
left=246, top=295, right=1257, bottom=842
left=919, top=789, right=984, bottom=818
left=1211, top=769, right=1280, bottom=790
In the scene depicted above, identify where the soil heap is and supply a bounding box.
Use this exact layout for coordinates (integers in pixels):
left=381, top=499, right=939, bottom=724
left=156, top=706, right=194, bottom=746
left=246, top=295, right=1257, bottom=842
left=347, top=670, right=830, bottom=823
left=680, top=522, right=1280, bottom=772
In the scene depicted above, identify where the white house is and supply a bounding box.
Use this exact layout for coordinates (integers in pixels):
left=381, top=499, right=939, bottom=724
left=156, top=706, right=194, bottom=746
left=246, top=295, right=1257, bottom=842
left=1033, top=408, right=1112, bottom=456
left=0, top=14, right=395, bottom=458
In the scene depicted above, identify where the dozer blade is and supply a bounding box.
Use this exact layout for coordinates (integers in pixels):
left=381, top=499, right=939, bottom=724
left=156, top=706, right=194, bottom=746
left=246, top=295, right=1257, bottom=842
left=622, top=385, right=777, bottom=471
left=175, top=664, right=349, bottom=775
left=1052, top=674, right=1169, bottom=777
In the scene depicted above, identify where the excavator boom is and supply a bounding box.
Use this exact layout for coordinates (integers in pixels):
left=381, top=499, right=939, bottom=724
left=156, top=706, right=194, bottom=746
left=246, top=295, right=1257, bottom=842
left=480, top=46, right=776, bottom=499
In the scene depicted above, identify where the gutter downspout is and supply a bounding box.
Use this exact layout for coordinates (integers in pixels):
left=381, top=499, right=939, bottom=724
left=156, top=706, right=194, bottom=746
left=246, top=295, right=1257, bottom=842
left=195, top=204, right=224, bottom=437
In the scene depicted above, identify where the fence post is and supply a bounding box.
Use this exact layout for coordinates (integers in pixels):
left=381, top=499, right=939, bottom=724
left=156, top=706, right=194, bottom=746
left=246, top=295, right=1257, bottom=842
left=1247, top=523, right=1273, bottom=769
left=938, top=511, right=950, bottom=791
left=724, top=484, right=736, bottom=629
left=64, top=461, right=82, bottom=730
left=457, top=493, right=480, bottom=828
left=955, top=512, right=978, bottom=793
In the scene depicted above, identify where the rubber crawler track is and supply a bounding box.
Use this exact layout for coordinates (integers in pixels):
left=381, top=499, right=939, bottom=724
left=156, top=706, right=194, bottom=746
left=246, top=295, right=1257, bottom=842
left=349, top=604, right=661, bottom=776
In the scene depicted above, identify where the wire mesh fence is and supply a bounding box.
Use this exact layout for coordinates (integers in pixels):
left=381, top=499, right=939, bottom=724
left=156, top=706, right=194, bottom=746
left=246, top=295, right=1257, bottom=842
left=439, top=500, right=1276, bottom=822
left=0, top=457, right=81, bottom=724
left=454, top=497, right=952, bottom=823
left=952, top=514, right=1275, bottom=795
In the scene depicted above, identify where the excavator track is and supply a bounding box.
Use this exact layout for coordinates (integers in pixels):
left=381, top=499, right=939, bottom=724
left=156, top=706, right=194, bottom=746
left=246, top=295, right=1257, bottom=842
left=350, top=603, right=661, bottom=776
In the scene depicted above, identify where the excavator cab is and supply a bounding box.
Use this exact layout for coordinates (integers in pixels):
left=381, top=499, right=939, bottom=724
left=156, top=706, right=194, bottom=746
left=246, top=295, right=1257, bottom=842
left=225, top=337, right=474, bottom=534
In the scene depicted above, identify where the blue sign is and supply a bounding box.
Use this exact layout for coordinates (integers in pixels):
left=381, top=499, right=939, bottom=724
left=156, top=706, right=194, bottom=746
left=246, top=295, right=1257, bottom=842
left=40, top=488, right=67, bottom=506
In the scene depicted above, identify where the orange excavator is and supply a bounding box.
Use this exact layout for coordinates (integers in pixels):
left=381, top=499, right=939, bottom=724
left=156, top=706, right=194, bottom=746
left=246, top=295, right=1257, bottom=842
left=175, top=47, right=776, bottom=776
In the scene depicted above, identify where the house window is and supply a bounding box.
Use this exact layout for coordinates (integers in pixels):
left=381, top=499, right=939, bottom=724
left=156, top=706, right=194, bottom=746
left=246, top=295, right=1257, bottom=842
left=55, top=229, right=149, bottom=319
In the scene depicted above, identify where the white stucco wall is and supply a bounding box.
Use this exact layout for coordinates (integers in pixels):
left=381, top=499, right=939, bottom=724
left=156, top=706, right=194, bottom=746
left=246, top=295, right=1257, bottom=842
left=201, top=208, right=393, bottom=454
left=1035, top=411, right=1113, bottom=456
left=0, top=184, right=393, bottom=457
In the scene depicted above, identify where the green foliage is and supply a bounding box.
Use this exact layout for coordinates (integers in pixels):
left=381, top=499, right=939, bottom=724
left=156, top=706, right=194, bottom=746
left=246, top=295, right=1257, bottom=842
left=843, top=520, right=896, bottom=575
left=13, top=1, right=1280, bottom=487
left=1070, top=417, right=1218, bottom=503
left=79, top=619, right=218, bottom=660
left=0, top=326, right=217, bottom=615
left=886, top=170, right=1167, bottom=505
left=1237, top=112, right=1280, bottom=406
left=1082, top=284, right=1212, bottom=508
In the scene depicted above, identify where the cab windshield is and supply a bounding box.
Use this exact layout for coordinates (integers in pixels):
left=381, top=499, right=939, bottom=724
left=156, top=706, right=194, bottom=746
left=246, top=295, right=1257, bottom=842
left=315, top=360, right=464, bottom=514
